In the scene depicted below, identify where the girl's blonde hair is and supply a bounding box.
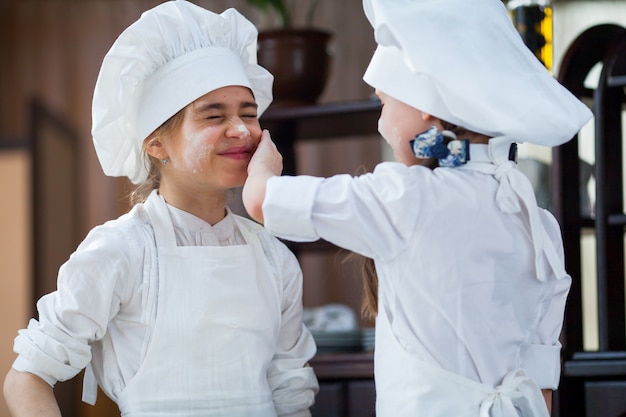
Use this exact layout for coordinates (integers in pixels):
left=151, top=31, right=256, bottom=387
left=129, top=108, right=186, bottom=205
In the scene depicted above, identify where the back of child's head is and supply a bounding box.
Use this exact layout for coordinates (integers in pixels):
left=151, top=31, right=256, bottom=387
left=362, top=0, right=591, bottom=149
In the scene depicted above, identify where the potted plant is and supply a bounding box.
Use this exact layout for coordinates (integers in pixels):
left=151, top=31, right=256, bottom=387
left=246, top=0, right=321, bottom=27
left=245, top=0, right=332, bottom=106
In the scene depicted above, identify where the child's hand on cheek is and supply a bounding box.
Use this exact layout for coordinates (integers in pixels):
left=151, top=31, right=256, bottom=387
left=248, top=129, right=283, bottom=177
left=243, top=129, right=282, bottom=223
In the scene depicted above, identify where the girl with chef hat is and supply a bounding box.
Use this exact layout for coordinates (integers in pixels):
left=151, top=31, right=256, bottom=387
left=243, top=0, right=592, bottom=415
left=4, top=1, right=318, bottom=416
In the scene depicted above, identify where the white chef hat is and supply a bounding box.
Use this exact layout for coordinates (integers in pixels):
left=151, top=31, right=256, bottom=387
left=362, top=0, right=592, bottom=146
left=91, top=0, right=273, bottom=184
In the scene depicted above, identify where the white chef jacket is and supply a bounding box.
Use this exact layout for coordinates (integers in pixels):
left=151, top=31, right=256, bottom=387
left=12, top=191, right=318, bottom=416
left=262, top=144, right=570, bottom=415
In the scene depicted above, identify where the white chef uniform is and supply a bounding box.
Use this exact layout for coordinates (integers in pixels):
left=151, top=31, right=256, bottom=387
left=114, top=192, right=298, bottom=416
left=324, top=0, right=589, bottom=412
left=13, top=191, right=318, bottom=416
left=262, top=144, right=571, bottom=416
left=13, top=1, right=317, bottom=414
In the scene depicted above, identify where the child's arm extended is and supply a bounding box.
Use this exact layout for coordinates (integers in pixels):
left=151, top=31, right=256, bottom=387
left=243, top=130, right=283, bottom=224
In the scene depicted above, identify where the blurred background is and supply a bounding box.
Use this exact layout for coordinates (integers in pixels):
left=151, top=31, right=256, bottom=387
left=1, top=0, right=625, bottom=416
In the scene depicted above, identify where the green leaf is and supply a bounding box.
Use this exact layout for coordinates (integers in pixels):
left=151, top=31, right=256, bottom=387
left=245, top=0, right=290, bottom=27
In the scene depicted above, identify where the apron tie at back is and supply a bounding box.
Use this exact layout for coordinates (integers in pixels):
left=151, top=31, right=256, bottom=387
left=479, top=369, right=549, bottom=417
left=493, top=160, right=521, bottom=213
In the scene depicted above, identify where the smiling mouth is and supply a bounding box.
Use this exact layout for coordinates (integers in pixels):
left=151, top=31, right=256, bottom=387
left=220, top=148, right=252, bottom=160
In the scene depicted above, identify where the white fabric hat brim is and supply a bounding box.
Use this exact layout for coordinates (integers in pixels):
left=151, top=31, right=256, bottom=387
left=135, top=47, right=256, bottom=146
left=91, top=2, right=273, bottom=184
left=362, top=0, right=592, bottom=146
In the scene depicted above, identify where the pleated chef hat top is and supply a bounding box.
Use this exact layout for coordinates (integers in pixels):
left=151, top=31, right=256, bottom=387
left=91, top=0, right=273, bottom=184
left=362, top=0, right=592, bottom=146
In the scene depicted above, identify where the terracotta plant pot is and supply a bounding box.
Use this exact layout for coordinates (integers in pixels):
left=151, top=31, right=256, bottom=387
left=257, top=29, right=332, bottom=107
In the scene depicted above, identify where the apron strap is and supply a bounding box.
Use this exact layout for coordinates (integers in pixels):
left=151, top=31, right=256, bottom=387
left=460, top=139, right=566, bottom=281
left=81, top=363, right=98, bottom=405
left=233, top=216, right=275, bottom=273
left=143, top=190, right=178, bottom=247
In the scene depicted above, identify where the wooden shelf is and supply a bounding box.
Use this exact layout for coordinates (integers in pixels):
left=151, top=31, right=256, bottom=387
left=0, top=136, right=27, bottom=150
left=309, top=352, right=376, bottom=417
left=259, top=99, right=381, bottom=176
left=565, top=351, right=626, bottom=377
left=260, top=99, right=381, bottom=141
left=607, top=214, right=626, bottom=226
left=310, top=351, right=374, bottom=380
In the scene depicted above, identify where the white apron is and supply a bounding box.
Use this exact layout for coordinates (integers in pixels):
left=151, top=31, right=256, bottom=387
left=375, top=305, right=549, bottom=417
left=110, top=195, right=280, bottom=416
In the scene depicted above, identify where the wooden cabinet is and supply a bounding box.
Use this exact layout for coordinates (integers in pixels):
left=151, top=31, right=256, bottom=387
left=585, top=381, right=626, bottom=417
left=564, top=353, right=626, bottom=417
left=553, top=24, right=626, bottom=417
left=309, top=353, right=376, bottom=417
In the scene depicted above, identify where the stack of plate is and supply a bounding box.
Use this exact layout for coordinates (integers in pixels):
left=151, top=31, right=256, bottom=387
left=310, top=330, right=363, bottom=354
left=361, top=327, right=375, bottom=352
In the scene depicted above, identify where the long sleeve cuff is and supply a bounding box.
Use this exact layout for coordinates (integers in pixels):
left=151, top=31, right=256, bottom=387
left=11, top=321, right=90, bottom=387
left=520, top=343, right=562, bottom=389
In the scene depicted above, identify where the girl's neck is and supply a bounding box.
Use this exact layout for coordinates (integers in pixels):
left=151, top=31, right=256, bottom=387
left=158, top=183, right=227, bottom=226
left=467, top=133, right=491, bottom=144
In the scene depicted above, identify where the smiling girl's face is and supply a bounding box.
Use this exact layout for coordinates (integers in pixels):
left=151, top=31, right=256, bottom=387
left=147, top=86, right=262, bottom=196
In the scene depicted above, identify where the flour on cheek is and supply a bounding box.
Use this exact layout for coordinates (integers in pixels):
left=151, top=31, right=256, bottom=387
left=183, top=130, right=213, bottom=175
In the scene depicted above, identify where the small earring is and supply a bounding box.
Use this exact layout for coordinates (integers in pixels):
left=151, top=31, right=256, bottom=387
left=161, top=158, right=169, bottom=165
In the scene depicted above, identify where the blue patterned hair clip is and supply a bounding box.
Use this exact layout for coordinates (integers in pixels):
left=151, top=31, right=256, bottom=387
left=410, top=125, right=470, bottom=167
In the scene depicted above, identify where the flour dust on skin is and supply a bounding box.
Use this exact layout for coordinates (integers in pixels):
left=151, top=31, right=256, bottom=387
left=183, top=130, right=213, bottom=175
left=235, top=124, right=249, bottom=136
left=182, top=123, right=252, bottom=175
